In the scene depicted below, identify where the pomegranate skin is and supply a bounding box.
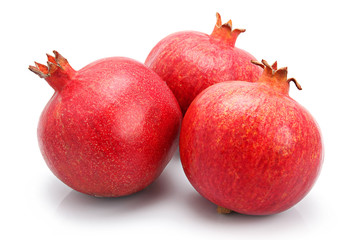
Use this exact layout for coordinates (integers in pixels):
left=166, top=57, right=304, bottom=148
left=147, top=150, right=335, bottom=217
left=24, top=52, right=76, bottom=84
left=30, top=51, right=182, bottom=197
left=180, top=60, right=323, bottom=215
left=145, top=13, right=262, bottom=114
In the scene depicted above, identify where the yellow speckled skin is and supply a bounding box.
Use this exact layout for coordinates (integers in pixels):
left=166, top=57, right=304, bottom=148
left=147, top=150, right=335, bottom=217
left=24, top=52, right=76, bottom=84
left=180, top=67, right=323, bottom=215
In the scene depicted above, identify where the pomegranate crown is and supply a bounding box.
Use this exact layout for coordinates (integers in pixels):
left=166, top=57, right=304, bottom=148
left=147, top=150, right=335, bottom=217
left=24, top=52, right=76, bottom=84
left=251, top=59, right=302, bottom=94
left=29, top=51, right=75, bottom=91
left=210, top=12, right=246, bottom=47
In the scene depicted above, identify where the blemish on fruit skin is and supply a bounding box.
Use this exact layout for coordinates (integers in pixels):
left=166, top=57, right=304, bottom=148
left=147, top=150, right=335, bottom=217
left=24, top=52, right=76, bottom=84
left=180, top=62, right=323, bottom=215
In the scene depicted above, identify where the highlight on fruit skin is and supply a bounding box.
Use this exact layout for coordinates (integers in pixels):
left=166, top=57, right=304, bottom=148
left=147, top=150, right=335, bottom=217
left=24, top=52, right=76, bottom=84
left=29, top=51, right=182, bottom=197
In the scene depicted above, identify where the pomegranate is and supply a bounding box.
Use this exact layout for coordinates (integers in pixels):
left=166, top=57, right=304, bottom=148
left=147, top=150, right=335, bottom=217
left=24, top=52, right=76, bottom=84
left=180, top=60, right=323, bottom=215
left=29, top=51, right=182, bottom=197
left=145, top=13, right=262, bottom=114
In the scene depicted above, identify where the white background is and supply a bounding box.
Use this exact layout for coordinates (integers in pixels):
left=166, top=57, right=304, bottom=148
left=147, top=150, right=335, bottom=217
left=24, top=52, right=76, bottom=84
left=1, top=0, right=359, bottom=239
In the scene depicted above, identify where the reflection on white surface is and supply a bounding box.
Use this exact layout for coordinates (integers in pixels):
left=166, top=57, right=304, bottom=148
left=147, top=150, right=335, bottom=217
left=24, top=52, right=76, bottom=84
left=55, top=169, right=172, bottom=221
left=184, top=191, right=308, bottom=233
left=49, top=156, right=315, bottom=238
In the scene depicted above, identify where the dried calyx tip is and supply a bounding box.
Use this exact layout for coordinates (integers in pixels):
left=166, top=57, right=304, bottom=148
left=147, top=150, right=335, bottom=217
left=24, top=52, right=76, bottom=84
left=29, top=65, right=47, bottom=78
left=215, top=12, right=246, bottom=32
left=261, top=59, right=272, bottom=69
left=251, top=59, right=280, bottom=72
left=29, top=51, right=70, bottom=78
left=251, top=59, right=302, bottom=90
left=29, top=51, right=75, bottom=91
left=217, top=206, right=232, bottom=214
left=251, top=60, right=265, bottom=69
left=288, top=78, right=302, bottom=90
left=212, top=12, right=246, bottom=47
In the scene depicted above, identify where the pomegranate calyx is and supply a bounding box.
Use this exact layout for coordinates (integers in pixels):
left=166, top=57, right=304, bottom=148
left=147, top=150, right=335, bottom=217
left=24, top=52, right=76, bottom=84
left=29, top=51, right=75, bottom=91
left=210, top=12, right=245, bottom=47
left=251, top=59, right=302, bottom=94
left=217, top=206, right=232, bottom=214
left=288, top=78, right=302, bottom=90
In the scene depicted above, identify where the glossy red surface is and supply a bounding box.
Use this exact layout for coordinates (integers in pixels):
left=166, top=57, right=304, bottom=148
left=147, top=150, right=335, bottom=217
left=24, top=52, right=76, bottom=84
left=180, top=62, right=323, bottom=215
left=30, top=52, right=182, bottom=197
left=145, top=13, right=262, bottom=114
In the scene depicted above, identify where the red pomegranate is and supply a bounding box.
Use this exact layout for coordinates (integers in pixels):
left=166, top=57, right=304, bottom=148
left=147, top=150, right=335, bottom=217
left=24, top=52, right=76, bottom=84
left=180, top=60, right=323, bottom=215
left=145, top=13, right=262, bottom=114
left=29, top=51, right=182, bottom=197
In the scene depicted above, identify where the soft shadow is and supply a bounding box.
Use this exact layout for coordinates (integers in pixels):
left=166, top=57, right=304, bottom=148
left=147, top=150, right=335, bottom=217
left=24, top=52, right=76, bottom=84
left=185, top=191, right=307, bottom=232
left=173, top=146, right=180, bottom=161
left=43, top=177, right=73, bottom=207
left=55, top=171, right=173, bottom=222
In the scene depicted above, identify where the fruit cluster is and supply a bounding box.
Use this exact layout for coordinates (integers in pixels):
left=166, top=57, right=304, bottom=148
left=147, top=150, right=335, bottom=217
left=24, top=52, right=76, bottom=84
left=29, top=13, right=323, bottom=215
